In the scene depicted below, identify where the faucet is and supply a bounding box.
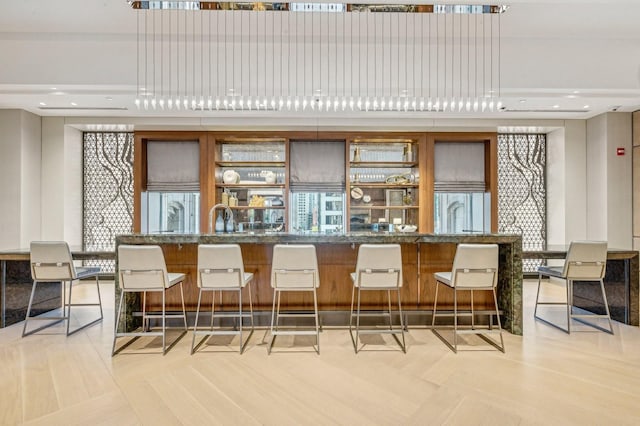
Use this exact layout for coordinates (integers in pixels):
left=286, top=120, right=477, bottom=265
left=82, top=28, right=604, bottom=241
left=208, top=203, right=233, bottom=233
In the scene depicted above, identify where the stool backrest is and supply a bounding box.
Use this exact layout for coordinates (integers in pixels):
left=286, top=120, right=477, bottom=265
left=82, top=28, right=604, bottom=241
left=451, top=244, right=499, bottom=289
left=197, top=244, right=245, bottom=289
left=30, top=241, right=75, bottom=281
left=563, top=241, right=607, bottom=280
left=118, top=245, right=169, bottom=290
left=271, top=244, right=319, bottom=289
left=354, top=244, right=403, bottom=288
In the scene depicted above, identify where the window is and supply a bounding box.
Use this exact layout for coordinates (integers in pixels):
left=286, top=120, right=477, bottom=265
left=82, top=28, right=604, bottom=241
left=290, top=192, right=345, bottom=234
left=142, top=192, right=200, bottom=234
left=434, top=192, right=490, bottom=234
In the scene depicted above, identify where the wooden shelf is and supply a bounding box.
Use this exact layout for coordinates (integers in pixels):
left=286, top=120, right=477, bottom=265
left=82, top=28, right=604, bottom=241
left=349, top=161, right=417, bottom=168
left=216, top=183, right=285, bottom=189
left=229, top=206, right=285, bottom=210
left=350, top=205, right=419, bottom=210
left=349, top=183, right=419, bottom=188
left=216, top=161, right=286, bottom=167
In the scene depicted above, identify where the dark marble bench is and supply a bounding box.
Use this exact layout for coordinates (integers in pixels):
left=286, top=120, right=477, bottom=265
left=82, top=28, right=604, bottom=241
left=0, top=249, right=114, bottom=328
left=524, top=247, right=639, bottom=326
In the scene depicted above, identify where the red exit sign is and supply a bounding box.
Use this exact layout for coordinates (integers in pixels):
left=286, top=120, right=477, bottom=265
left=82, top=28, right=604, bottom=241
left=617, top=147, right=625, bottom=156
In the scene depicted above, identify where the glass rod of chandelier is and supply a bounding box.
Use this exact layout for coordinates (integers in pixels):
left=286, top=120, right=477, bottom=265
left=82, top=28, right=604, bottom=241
left=136, top=94, right=502, bottom=112
left=134, top=6, right=504, bottom=113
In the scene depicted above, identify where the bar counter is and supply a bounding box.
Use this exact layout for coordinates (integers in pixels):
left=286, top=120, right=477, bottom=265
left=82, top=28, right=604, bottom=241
left=116, top=233, right=524, bottom=335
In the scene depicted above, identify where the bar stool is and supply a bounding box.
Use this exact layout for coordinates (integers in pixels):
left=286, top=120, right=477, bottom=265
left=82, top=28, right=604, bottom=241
left=349, top=244, right=405, bottom=353
left=432, top=243, right=505, bottom=353
left=23, top=241, right=103, bottom=337
left=191, top=244, right=254, bottom=354
left=535, top=240, right=613, bottom=334
left=269, top=244, right=320, bottom=354
left=112, top=245, right=187, bottom=355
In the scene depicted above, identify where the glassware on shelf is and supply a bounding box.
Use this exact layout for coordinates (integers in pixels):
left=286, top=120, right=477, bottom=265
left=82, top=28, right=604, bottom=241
left=225, top=214, right=235, bottom=232
left=215, top=211, right=225, bottom=233
left=229, top=192, right=238, bottom=207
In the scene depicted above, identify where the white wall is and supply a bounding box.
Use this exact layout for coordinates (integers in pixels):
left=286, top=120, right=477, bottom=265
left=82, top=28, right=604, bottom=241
left=0, top=110, right=24, bottom=248
left=41, top=117, right=65, bottom=240
left=40, top=118, right=83, bottom=246
left=634, top=112, right=640, bottom=252
left=20, top=110, right=42, bottom=248
left=546, top=127, right=566, bottom=245
left=0, top=109, right=41, bottom=249
left=586, top=114, right=608, bottom=241
left=605, top=113, right=633, bottom=248
left=547, top=120, right=589, bottom=246
left=585, top=112, right=633, bottom=248
left=63, top=126, right=83, bottom=246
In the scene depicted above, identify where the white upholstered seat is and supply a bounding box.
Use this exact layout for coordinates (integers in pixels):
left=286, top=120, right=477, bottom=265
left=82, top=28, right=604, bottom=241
left=191, top=244, right=254, bottom=354
left=432, top=243, right=504, bottom=353
left=535, top=240, right=613, bottom=334
left=269, top=244, right=320, bottom=354
left=349, top=244, right=405, bottom=353
left=112, top=245, right=187, bottom=355
left=23, top=241, right=103, bottom=337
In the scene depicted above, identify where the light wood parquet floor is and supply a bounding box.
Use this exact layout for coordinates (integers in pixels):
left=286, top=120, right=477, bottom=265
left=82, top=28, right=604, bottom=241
left=2, top=279, right=640, bottom=425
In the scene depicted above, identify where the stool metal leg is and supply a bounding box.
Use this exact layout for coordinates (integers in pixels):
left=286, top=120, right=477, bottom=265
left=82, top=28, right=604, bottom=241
left=112, top=290, right=125, bottom=356
left=268, top=288, right=278, bottom=354
left=313, top=287, right=320, bottom=354
left=191, top=289, right=204, bottom=354
left=397, top=288, right=406, bottom=353
left=22, top=280, right=38, bottom=337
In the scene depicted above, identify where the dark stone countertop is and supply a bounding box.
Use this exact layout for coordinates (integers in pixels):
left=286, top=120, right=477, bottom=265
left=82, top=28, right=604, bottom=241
left=115, top=232, right=522, bottom=245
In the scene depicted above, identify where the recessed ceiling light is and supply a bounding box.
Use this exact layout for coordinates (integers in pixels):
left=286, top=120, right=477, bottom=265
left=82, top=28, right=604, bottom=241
left=105, top=96, right=113, bottom=101
left=50, top=87, right=57, bottom=90
left=573, top=90, right=580, bottom=94
left=552, top=105, right=560, bottom=109
left=519, top=99, right=526, bottom=103
left=583, top=105, right=590, bottom=109
left=39, top=102, right=46, bottom=106
left=566, top=95, right=577, bottom=99
left=71, top=102, right=78, bottom=106
left=51, top=91, right=65, bottom=95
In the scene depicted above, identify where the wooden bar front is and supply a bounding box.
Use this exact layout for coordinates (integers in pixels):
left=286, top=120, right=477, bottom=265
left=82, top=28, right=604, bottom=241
left=116, top=234, right=523, bottom=335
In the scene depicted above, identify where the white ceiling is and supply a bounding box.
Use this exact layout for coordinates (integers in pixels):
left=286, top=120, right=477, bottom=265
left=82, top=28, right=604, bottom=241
left=1, top=0, right=639, bottom=124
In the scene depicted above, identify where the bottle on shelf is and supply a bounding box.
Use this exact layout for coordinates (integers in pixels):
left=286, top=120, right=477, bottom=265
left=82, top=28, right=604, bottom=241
left=221, top=190, right=229, bottom=206
left=353, top=146, right=361, bottom=162
left=403, top=143, right=413, bottom=162
left=215, top=211, right=225, bottom=233
left=229, top=192, right=238, bottom=207
left=225, top=213, right=235, bottom=232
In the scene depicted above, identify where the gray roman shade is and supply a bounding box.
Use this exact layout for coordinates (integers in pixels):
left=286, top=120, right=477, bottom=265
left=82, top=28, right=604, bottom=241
left=434, top=142, right=486, bottom=192
left=146, top=141, right=200, bottom=191
left=289, top=140, right=345, bottom=192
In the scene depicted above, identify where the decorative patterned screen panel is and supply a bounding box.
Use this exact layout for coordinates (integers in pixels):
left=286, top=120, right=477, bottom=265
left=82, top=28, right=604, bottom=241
left=83, top=132, right=134, bottom=272
left=497, top=134, right=546, bottom=273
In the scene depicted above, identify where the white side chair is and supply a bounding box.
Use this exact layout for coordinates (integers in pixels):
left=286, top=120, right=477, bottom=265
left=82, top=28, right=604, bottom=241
left=113, top=245, right=188, bottom=355
left=535, top=240, right=613, bottom=334
left=432, top=243, right=504, bottom=353
left=269, top=244, right=320, bottom=354
left=191, top=244, right=254, bottom=354
left=23, top=241, right=103, bottom=337
left=349, top=244, right=405, bottom=353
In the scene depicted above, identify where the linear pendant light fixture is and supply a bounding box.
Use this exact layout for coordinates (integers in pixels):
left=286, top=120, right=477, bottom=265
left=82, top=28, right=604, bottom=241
left=130, top=2, right=507, bottom=113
